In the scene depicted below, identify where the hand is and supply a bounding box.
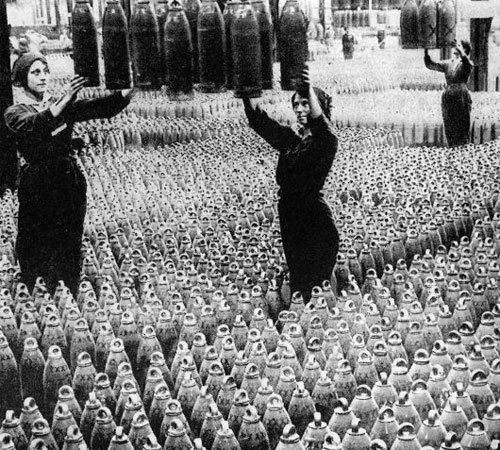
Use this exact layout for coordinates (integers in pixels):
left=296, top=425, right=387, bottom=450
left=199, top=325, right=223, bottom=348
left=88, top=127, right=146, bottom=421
left=64, top=75, right=86, bottom=102
left=50, top=75, right=85, bottom=117
left=121, top=86, right=136, bottom=101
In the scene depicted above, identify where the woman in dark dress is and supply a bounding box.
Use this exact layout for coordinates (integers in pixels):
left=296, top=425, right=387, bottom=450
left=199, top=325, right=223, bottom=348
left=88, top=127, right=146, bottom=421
left=4, top=52, right=134, bottom=296
left=424, top=40, right=473, bottom=147
left=342, top=27, right=355, bottom=60
left=243, top=66, right=339, bottom=303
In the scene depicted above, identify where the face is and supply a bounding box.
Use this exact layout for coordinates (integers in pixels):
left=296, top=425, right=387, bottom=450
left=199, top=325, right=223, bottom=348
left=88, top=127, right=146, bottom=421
left=292, top=93, right=310, bottom=126
left=26, top=60, right=50, bottom=96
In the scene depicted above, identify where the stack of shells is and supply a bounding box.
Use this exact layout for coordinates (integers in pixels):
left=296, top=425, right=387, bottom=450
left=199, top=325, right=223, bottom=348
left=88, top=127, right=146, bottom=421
left=44, top=60, right=400, bottom=101
left=71, top=114, right=403, bottom=154
left=69, top=86, right=500, bottom=150
left=330, top=90, right=500, bottom=147
left=74, top=0, right=294, bottom=96
left=2, top=98, right=500, bottom=449
left=400, top=0, right=456, bottom=50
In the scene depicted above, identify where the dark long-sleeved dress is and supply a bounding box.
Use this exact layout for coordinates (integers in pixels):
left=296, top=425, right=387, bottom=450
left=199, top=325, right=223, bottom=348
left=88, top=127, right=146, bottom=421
left=244, top=99, right=339, bottom=303
left=4, top=92, right=130, bottom=296
left=342, top=33, right=355, bottom=59
left=425, top=52, right=473, bottom=147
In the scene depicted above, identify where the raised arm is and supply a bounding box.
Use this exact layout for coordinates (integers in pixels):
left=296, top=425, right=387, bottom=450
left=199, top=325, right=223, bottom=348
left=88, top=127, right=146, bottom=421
left=309, top=114, right=338, bottom=156
left=4, top=75, right=86, bottom=136
left=66, top=91, right=131, bottom=123
left=424, top=49, right=447, bottom=73
left=456, top=41, right=473, bottom=72
left=243, top=97, right=299, bottom=152
left=4, top=104, right=61, bottom=136
left=51, top=75, right=133, bottom=124
left=302, top=66, right=338, bottom=156
left=6, top=76, right=134, bottom=136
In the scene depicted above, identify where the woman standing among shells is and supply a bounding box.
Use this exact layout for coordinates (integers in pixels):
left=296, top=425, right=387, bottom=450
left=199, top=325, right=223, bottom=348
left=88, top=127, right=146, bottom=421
left=4, top=52, right=134, bottom=297
left=243, top=65, right=339, bottom=303
left=424, top=40, right=473, bottom=147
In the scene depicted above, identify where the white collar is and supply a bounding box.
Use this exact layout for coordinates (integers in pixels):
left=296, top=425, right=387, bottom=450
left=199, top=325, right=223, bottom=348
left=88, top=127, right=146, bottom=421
left=13, top=88, right=54, bottom=111
left=291, top=123, right=311, bottom=140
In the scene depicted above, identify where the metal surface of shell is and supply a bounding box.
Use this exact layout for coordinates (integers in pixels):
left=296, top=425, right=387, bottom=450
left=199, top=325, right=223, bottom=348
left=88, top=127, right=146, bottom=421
left=436, top=0, right=456, bottom=48
left=130, top=0, right=161, bottom=88
left=278, top=0, right=307, bottom=91
left=156, top=0, right=170, bottom=84
left=198, top=0, right=226, bottom=92
left=223, top=0, right=240, bottom=89
left=165, top=1, right=194, bottom=96
left=269, top=0, right=279, bottom=31
left=400, top=0, right=419, bottom=49
left=232, top=0, right=262, bottom=97
left=103, top=0, right=132, bottom=89
left=72, top=0, right=100, bottom=87
left=419, top=0, right=437, bottom=48
left=120, top=0, right=131, bottom=22
left=253, top=0, right=274, bottom=90
left=184, top=0, right=202, bottom=82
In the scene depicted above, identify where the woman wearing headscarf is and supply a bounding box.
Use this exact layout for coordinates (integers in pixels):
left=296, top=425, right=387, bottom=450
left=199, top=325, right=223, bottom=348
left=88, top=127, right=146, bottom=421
left=243, top=66, right=339, bottom=303
left=4, top=52, right=134, bottom=296
left=424, top=40, right=473, bottom=147
left=342, top=27, right=356, bottom=59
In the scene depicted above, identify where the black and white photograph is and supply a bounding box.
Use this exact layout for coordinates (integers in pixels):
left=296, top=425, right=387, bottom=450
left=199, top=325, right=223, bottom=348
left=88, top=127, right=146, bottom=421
left=1, top=0, right=500, bottom=449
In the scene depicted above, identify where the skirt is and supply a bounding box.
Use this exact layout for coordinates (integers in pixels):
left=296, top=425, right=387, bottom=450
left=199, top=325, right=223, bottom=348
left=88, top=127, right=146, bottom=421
left=442, top=84, right=472, bottom=147
left=16, top=157, right=87, bottom=296
left=278, top=194, right=339, bottom=302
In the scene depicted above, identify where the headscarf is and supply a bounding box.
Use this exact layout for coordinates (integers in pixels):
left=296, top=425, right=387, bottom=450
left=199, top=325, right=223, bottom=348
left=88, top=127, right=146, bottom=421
left=292, top=86, right=333, bottom=120
left=11, top=52, right=48, bottom=89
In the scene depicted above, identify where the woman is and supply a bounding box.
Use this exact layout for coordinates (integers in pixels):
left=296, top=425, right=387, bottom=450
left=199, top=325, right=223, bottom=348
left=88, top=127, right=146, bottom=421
left=377, top=25, right=386, bottom=50
left=4, top=52, right=134, bottom=296
left=424, top=41, right=473, bottom=147
left=342, top=27, right=356, bottom=60
left=243, top=66, right=339, bottom=303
